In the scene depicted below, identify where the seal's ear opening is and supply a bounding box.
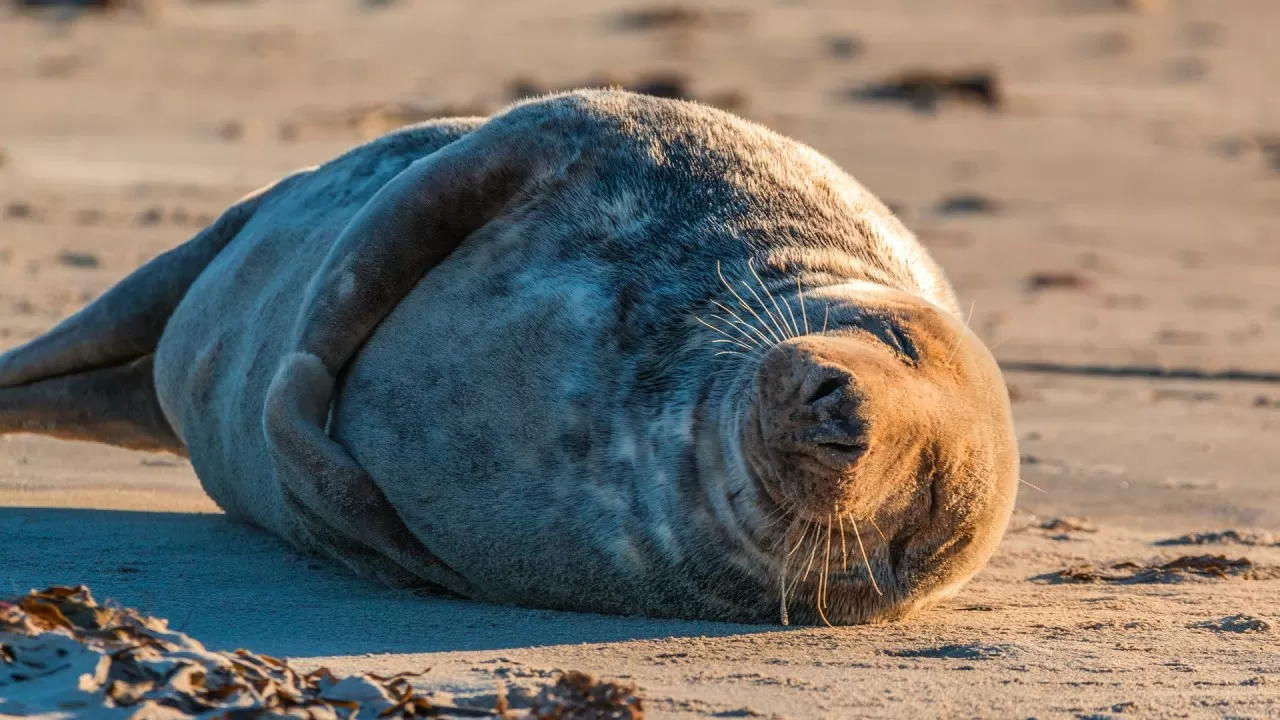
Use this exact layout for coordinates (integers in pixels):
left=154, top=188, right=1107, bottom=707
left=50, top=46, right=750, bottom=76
left=262, top=108, right=577, bottom=588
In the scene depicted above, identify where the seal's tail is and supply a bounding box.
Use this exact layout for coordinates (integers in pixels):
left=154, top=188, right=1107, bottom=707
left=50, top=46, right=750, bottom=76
left=0, top=183, right=273, bottom=453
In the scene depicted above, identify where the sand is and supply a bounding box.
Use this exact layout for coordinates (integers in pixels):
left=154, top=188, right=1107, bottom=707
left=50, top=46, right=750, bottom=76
left=1, top=0, right=1278, bottom=717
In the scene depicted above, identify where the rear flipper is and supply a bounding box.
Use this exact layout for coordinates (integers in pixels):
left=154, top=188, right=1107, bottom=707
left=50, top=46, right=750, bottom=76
left=0, top=181, right=275, bottom=451
left=0, top=355, right=183, bottom=454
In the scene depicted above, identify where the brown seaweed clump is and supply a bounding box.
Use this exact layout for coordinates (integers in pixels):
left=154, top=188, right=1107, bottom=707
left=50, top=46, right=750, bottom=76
left=851, top=69, right=1003, bottom=113
left=1155, top=529, right=1278, bottom=547
left=1, top=585, right=644, bottom=719
left=1034, top=555, right=1279, bottom=585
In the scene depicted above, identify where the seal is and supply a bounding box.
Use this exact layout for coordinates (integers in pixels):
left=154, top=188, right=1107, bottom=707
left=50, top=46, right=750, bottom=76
left=0, top=90, right=1018, bottom=625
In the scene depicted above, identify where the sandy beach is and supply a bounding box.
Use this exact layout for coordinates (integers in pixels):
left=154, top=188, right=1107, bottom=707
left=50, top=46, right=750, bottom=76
left=2, top=0, right=1278, bottom=717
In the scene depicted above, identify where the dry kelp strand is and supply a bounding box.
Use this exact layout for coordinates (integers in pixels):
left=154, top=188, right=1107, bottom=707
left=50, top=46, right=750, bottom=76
left=1, top=586, right=643, bottom=719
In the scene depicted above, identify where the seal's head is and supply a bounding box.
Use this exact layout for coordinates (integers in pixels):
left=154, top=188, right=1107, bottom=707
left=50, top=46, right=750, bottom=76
left=734, top=281, right=1018, bottom=625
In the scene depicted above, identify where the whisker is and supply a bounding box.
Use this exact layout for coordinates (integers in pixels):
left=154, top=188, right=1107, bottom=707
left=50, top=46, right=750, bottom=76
left=759, top=500, right=789, bottom=524
left=837, top=515, right=849, bottom=573
left=709, top=315, right=765, bottom=349
left=699, top=314, right=761, bottom=349
left=708, top=339, right=757, bottom=354
left=710, top=345, right=760, bottom=361
left=696, top=318, right=757, bottom=354
left=800, top=522, right=821, bottom=583
left=761, top=514, right=791, bottom=532
left=717, top=261, right=786, bottom=346
left=796, top=279, right=810, bottom=335
left=943, top=333, right=965, bottom=367
left=784, top=522, right=811, bottom=591
left=821, top=305, right=830, bottom=334
left=763, top=496, right=795, bottom=521
left=779, top=519, right=806, bottom=626
left=785, top=520, right=809, bottom=559
left=759, top=502, right=795, bottom=533
left=850, top=518, right=884, bottom=597
left=1019, top=478, right=1048, bottom=493
left=754, top=264, right=800, bottom=340
left=944, top=301, right=977, bottom=367
left=815, top=520, right=835, bottom=628
left=867, top=517, right=887, bottom=542
left=709, top=308, right=767, bottom=343
left=779, top=558, right=790, bottom=626
left=740, top=279, right=792, bottom=345
left=747, top=260, right=799, bottom=339
left=711, top=302, right=776, bottom=350
left=781, top=294, right=802, bottom=341
left=714, top=350, right=768, bottom=363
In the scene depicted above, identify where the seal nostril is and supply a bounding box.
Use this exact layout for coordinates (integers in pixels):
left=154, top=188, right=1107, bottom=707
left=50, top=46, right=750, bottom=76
left=815, top=438, right=867, bottom=455
left=806, top=377, right=846, bottom=405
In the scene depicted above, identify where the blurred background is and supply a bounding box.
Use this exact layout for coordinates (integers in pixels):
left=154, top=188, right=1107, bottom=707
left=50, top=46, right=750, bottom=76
left=1, top=0, right=1278, bottom=527
left=2, top=6, right=1279, bottom=714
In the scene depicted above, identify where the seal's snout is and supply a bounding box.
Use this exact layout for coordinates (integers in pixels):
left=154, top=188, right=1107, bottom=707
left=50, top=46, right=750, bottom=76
left=748, top=339, right=882, bottom=518
left=796, top=366, right=869, bottom=461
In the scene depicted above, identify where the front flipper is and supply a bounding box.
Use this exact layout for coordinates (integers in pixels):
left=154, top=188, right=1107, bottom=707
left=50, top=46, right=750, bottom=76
left=263, top=112, right=576, bottom=589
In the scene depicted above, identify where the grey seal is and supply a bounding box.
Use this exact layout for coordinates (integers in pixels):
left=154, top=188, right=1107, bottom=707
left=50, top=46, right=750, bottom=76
left=0, top=90, right=1018, bottom=625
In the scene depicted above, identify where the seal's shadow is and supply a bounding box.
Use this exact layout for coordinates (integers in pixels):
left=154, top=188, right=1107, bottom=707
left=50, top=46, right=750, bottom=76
left=2, top=507, right=769, bottom=658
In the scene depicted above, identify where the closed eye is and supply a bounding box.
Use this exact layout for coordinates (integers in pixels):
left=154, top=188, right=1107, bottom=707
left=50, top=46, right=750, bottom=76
left=873, top=321, right=918, bottom=365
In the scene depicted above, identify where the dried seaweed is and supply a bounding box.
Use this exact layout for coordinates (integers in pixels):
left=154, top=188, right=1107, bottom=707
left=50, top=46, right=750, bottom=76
left=1, top=586, right=644, bottom=719
left=1026, top=271, right=1092, bottom=292
left=528, top=671, right=645, bottom=720
left=850, top=69, right=1003, bottom=113
left=1037, top=517, right=1099, bottom=534
left=1155, top=529, right=1278, bottom=547
left=12, top=0, right=128, bottom=10
left=1009, top=514, right=1098, bottom=535
left=1034, top=555, right=1279, bottom=585
left=1189, top=614, right=1272, bottom=633
left=613, top=6, right=746, bottom=32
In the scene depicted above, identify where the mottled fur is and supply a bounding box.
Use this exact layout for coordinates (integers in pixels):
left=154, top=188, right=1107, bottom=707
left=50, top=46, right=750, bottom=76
left=0, top=90, right=1018, bottom=624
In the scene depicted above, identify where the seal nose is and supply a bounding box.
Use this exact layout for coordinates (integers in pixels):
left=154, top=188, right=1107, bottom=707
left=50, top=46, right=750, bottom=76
left=796, top=365, right=869, bottom=460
